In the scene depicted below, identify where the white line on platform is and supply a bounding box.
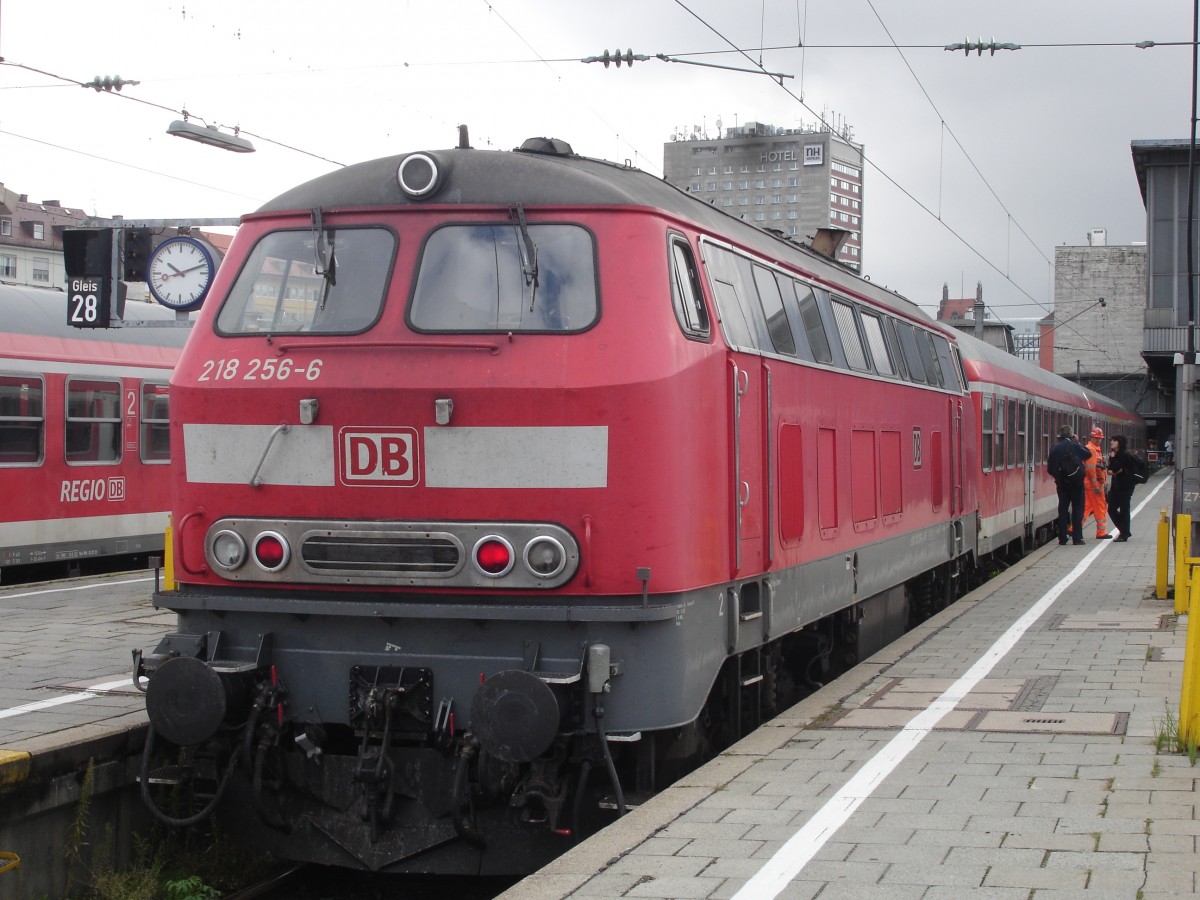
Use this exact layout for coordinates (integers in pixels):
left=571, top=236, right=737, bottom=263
left=0, top=679, right=136, bottom=721
left=0, top=575, right=153, bottom=602
left=731, top=477, right=1170, bottom=900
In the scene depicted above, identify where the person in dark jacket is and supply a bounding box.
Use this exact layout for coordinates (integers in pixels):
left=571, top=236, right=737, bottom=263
left=1107, top=434, right=1137, bottom=542
left=1047, top=425, right=1091, bottom=545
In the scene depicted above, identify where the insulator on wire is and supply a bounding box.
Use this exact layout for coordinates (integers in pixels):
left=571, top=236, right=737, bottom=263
left=582, top=49, right=648, bottom=69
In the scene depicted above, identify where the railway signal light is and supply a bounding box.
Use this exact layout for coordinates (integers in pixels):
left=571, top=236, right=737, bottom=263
left=122, top=228, right=153, bottom=282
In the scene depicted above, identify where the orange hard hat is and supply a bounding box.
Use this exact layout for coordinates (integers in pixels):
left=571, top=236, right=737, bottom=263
left=1090, top=427, right=1103, bottom=439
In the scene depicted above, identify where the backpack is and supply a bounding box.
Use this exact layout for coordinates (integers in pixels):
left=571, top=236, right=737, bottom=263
left=1053, top=450, right=1084, bottom=486
left=1129, top=453, right=1149, bottom=484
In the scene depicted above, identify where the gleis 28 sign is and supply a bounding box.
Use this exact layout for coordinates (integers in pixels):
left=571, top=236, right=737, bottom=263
left=63, top=229, right=114, bottom=328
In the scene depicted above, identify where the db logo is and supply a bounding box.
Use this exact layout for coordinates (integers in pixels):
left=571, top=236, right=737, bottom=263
left=339, top=428, right=420, bottom=487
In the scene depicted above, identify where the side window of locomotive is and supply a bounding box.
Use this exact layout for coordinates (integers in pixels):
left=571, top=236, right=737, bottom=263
left=218, top=227, right=393, bottom=335
left=830, top=299, right=869, bottom=371
left=140, top=382, right=170, bottom=464
left=700, top=243, right=767, bottom=351
left=793, top=283, right=833, bottom=364
left=751, top=264, right=796, bottom=356
left=668, top=237, right=709, bottom=340
left=932, top=334, right=963, bottom=392
left=411, top=224, right=597, bottom=332
left=894, top=321, right=927, bottom=383
left=711, top=280, right=756, bottom=349
left=0, top=374, right=44, bottom=466
left=882, top=317, right=910, bottom=380
left=65, top=378, right=121, bottom=464
left=859, top=312, right=896, bottom=377
left=919, top=331, right=945, bottom=387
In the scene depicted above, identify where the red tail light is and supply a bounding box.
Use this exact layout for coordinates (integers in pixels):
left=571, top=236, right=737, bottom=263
left=473, top=536, right=514, bottom=577
left=254, top=532, right=290, bottom=571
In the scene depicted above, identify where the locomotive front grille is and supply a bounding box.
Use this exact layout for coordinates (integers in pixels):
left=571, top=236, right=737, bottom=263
left=204, top=518, right=578, bottom=588
left=302, top=534, right=461, bottom=574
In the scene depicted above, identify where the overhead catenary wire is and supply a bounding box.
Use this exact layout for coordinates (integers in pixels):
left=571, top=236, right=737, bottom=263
left=669, top=0, right=1133, bottom=367
left=0, top=58, right=346, bottom=167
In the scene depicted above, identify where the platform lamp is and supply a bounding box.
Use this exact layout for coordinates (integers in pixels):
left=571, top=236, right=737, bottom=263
left=166, top=119, right=255, bottom=153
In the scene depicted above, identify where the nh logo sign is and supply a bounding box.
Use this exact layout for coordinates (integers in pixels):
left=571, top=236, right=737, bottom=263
left=339, top=428, right=419, bottom=486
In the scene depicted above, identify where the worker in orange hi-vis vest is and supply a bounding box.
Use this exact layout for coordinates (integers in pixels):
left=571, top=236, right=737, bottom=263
left=1084, top=427, right=1111, bottom=539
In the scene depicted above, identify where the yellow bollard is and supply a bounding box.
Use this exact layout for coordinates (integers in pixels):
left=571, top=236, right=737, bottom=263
left=163, top=516, right=175, bottom=593
left=1182, top=563, right=1200, bottom=747
left=1176, top=515, right=1192, bottom=616
left=1158, top=508, right=1171, bottom=600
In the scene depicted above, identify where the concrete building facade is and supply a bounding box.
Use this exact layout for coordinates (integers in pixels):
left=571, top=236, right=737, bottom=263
left=1051, top=230, right=1171, bottom=434
left=662, top=122, right=865, bottom=270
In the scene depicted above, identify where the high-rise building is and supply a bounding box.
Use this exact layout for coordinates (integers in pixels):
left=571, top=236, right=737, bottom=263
left=662, top=121, right=864, bottom=270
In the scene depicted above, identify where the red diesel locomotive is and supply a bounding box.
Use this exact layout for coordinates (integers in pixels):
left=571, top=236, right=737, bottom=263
left=135, top=134, right=1141, bottom=874
left=0, top=283, right=190, bottom=579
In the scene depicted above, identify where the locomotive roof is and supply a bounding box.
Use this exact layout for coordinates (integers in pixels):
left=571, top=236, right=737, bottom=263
left=257, top=140, right=930, bottom=324
left=0, top=282, right=193, bottom=349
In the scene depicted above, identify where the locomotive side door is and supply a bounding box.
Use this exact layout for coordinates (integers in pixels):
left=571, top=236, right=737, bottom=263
left=950, top=396, right=964, bottom=517
left=730, top=356, right=766, bottom=577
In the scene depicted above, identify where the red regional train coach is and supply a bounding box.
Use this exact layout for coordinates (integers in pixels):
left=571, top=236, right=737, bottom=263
left=136, top=134, right=1142, bottom=874
left=958, top=332, right=1142, bottom=559
left=0, top=283, right=190, bottom=578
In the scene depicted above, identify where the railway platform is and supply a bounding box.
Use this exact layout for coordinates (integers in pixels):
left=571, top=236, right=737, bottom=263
left=505, top=470, right=1199, bottom=899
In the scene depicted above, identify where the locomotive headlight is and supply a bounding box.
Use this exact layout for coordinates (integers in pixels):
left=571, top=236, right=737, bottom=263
left=523, top=536, right=566, bottom=579
left=397, top=153, right=441, bottom=198
left=211, top=530, right=247, bottom=570
left=473, top=535, right=514, bottom=577
left=253, top=531, right=291, bottom=572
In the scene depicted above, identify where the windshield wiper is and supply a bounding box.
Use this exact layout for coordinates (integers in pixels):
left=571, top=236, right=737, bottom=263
left=311, top=207, right=337, bottom=310
left=510, top=204, right=539, bottom=312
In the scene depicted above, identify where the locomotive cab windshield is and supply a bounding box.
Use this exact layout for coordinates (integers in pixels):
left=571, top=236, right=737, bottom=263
left=216, top=226, right=394, bottom=335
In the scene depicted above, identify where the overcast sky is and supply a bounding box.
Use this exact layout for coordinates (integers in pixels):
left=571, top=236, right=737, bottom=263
left=0, top=1, right=1193, bottom=318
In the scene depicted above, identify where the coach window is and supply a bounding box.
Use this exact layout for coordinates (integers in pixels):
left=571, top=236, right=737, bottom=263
left=994, top=398, right=1007, bottom=469
left=668, top=237, right=709, bottom=340
left=65, top=378, right=121, bottom=464
left=140, top=382, right=170, bottom=463
left=220, top=227, right=393, bottom=335
left=751, top=264, right=796, bottom=355
left=981, top=395, right=993, bottom=471
left=1017, top=402, right=1028, bottom=466
left=859, top=312, right=895, bottom=377
left=1007, top=398, right=1018, bottom=466
left=0, top=375, right=43, bottom=466
left=830, top=299, right=869, bottom=371
left=794, top=283, right=833, bottom=364
left=411, top=224, right=596, bottom=332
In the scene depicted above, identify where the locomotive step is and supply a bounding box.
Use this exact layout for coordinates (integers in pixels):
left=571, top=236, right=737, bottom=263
left=597, top=792, right=650, bottom=811
left=141, top=765, right=192, bottom=786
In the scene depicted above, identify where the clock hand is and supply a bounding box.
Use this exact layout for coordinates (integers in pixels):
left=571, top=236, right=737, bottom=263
left=168, top=263, right=184, bottom=275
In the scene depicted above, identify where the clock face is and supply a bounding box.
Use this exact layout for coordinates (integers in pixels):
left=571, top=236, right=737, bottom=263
left=147, top=237, right=215, bottom=311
